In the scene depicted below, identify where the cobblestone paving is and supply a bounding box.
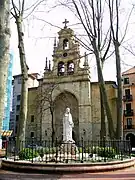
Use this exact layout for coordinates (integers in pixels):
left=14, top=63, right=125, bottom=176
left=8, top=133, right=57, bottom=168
left=0, top=167, right=135, bottom=180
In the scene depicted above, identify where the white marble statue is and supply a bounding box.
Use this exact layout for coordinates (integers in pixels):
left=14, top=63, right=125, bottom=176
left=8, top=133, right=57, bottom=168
left=63, top=107, right=74, bottom=143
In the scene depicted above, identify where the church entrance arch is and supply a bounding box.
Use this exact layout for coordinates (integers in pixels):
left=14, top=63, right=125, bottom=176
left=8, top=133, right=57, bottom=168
left=54, top=91, right=79, bottom=143
left=126, top=133, right=135, bottom=147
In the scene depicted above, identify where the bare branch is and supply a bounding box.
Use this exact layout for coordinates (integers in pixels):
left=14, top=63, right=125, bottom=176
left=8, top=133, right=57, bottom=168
left=11, top=0, right=20, bottom=17
left=32, top=16, right=61, bottom=29
left=72, top=0, right=93, bottom=39
left=24, top=0, right=46, bottom=19
left=102, top=32, right=112, bottom=62
left=21, top=0, right=25, bottom=16
left=120, top=5, right=134, bottom=44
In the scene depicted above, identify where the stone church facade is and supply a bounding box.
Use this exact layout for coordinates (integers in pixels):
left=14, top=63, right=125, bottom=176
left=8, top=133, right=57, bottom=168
left=25, top=22, right=117, bottom=142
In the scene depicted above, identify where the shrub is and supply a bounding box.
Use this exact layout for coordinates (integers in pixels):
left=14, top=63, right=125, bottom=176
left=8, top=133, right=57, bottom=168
left=78, top=146, right=116, bottom=159
left=19, top=148, right=39, bottom=160
left=37, top=147, right=57, bottom=155
left=97, top=147, right=116, bottom=158
left=37, top=148, right=44, bottom=158
left=78, top=146, right=99, bottom=153
left=91, top=146, right=100, bottom=154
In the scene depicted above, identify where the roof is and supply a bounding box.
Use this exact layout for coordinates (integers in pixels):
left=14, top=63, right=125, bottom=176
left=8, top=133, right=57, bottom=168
left=37, top=78, right=43, bottom=81
left=13, top=73, right=39, bottom=80
left=28, top=87, right=38, bottom=91
left=122, top=67, right=135, bottom=76
left=91, top=81, right=116, bottom=85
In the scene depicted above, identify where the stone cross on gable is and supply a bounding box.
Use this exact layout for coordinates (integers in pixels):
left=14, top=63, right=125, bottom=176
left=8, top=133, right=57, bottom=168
left=63, top=19, right=69, bottom=29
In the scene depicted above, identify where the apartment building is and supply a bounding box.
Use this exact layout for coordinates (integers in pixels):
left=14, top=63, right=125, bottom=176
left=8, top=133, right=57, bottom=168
left=9, top=73, right=39, bottom=136
left=2, top=53, right=13, bottom=130
left=122, top=67, right=135, bottom=147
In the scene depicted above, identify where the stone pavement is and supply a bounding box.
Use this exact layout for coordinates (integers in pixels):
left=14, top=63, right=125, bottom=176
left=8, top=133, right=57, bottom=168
left=0, top=167, right=135, bottom=180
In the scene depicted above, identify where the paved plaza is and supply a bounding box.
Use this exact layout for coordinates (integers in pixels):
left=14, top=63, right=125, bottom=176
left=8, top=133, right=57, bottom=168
left=0, top=167, right=135, bottom=180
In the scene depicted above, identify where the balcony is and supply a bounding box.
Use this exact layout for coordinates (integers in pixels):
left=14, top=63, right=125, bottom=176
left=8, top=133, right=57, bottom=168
left=124, top=125, right=135, bottom=130
left=124, top=109, right=134, bottom=117
left=123, top=95, right=133, bottom=102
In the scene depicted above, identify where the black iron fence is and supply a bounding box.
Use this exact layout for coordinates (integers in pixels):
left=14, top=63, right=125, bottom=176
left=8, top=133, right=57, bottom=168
left=5, top=138, right=131, bottom=163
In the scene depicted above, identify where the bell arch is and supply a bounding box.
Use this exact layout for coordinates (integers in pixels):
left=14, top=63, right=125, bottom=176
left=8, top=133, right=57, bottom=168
left=54, top=91, right=79, bottom=143
left=63, top=38, right=69, bottom=50
left=58, top=61, right=65, bottom=76
left=67, top=60, right=74, bottom=75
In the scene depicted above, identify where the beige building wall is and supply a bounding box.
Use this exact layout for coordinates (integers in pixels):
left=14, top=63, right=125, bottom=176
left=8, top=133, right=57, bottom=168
left=25, top=87, right=38, bottom=140
left=122, top=68, right=135, bottom=143
left=26, top=81, right=117, bottom=142
left=91, top=82, right=117, bottom=140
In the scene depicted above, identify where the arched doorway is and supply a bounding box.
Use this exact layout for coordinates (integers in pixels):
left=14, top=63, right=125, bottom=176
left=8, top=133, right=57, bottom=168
left=54, top=91, right=79, bottom=143
left=126, top=133, right=135, bottom=147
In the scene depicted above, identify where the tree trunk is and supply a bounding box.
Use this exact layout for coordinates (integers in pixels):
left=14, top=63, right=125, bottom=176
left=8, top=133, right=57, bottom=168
left=50, top=108, right=55, bottom=146
left=92, top=39, right=115, bottom=139
left=108, top=0, right=122, bottom=140
left=0, top=0, right=10, bottom=148
left=99, top=63, right=106, bottom=140
left=40, top=86, right=42, bottom=142
left=16, top=17, right=28, bottom=147
left=114, top=42, right=122, bottom=139
left=100, top=88, right=106, bottom=140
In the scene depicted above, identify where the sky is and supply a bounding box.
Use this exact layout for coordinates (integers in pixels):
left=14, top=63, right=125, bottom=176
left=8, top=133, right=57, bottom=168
left=10, top=0, right=135, bottom=82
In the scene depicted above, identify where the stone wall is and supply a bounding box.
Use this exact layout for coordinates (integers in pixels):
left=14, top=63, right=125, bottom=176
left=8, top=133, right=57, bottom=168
left=91, top=82, right=117, bottom=140
left=25, top=80, right=117, bottom=142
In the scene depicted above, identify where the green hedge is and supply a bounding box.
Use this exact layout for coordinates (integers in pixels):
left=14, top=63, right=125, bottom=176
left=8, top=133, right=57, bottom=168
left=97, top=147, right=116, bottom=158
left=37, top=147, right=57, bottom=154
left=18, top=147, right=57, bottom=160
left=79, top=146, right=116, bottom=158
left=19, top=148, right=39, bottom=160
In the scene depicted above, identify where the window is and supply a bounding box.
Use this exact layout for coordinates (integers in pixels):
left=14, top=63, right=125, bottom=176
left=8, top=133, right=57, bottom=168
left=30, top=132, right=34, bottom=138
left=127, top=118, right=132, bottom=125
left=18, top=77, right=22, bottom=84
left=125, top=89, right=130, bottom=96
left=17, top=95, right=21, bottom=101
left=63, top=39, right=69, bottom=50
left=67, top=61, right=74, bottom=75
left=16, top=105, right=20, bottom=111
left=127, top=118, right=132, bottom=129
left=31, top=115, right=34, bottom=122
left=124, top=77, right=129, bottom=84
left=58, top=61, right=65, bottom=76
left=16, top=115, right=19, bottom=121
left=126, top=103, right=131, bottom=111
left=15, top=125, right=18, bottom=134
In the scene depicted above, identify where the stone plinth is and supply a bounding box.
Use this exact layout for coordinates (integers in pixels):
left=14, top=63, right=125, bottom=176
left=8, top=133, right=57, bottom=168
left=2, top=158, right=135, bottom=173
left=60, top=142, right=78, bottom=155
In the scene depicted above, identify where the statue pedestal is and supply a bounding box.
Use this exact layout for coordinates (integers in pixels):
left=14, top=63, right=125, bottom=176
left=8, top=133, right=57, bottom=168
left=60, top=141, right=78, bottom=155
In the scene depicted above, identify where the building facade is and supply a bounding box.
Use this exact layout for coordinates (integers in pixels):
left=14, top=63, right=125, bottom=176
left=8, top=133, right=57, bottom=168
left=25, top=22, right=117, bottom=142
left=9, top=73, right=39, bottom=136
left=2, top=53, right=13, bottom=130
left=122, top=67, right=135, bottom=147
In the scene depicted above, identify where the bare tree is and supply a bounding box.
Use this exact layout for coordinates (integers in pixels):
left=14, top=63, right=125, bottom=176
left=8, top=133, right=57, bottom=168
left=11, top=0, right=29, bottom=146
left=37, top=83, right=57, bottom=144
left=36, top=76, right=72, bottom=145
left=0, top=0, right=10, bottom=147
left=10, top=0, right=47, bottom=145
left=108, top=0, right=133, bottom=139
left=60, top=0, right=115, bottom=139
left=108, top=0, right=122, bottom=139
left=58, top=0, right=133, bottom=139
